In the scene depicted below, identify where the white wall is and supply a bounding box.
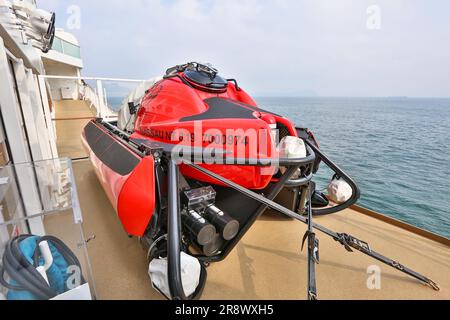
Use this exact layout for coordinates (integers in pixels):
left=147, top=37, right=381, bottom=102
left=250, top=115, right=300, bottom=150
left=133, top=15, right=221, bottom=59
left=42, top=59, right=81, bottom=100
left=0, top=38, right=46, bottom=235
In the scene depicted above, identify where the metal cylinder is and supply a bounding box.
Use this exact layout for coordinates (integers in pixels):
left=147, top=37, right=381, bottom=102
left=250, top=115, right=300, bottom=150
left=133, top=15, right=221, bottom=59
left=202, top=234, right=224, bottom=257
left=204, top=205, right=240, bottom=241
left=182, top=210, right=216, bottom=246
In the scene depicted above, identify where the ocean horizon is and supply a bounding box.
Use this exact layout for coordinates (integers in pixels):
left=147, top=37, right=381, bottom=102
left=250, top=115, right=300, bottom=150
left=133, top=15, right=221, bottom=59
left=108, top=96, right=450, bottom=238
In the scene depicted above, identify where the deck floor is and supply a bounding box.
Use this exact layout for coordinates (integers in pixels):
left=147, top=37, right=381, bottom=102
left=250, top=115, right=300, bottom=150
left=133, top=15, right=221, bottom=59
left=55, top=100, right=96, bottom=159
left=55, top=100, right=450, bottom=300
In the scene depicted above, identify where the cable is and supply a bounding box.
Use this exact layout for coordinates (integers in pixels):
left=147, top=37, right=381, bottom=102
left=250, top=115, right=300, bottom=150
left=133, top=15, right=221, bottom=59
left=0, top=235, right=85, bottom=300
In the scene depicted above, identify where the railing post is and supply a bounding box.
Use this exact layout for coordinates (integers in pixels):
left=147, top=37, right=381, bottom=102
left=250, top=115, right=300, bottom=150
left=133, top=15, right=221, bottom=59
left=103, top=87, right=108, bottom=108
left=96, top=80, right=105, bottom=118
left=167, top=160, right=187, bottom=300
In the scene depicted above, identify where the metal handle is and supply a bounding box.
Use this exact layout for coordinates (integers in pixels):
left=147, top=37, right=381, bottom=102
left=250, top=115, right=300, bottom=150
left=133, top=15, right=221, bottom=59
left=304, top=141, right=361, bottom=216
left=167, top=160, right=187, bottom=300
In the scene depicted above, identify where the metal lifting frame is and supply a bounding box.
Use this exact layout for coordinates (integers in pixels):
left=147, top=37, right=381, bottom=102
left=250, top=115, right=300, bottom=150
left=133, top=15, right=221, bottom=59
left=164, top=141, right=439, bottom=300
left=95, top=119, right=438, bottom=300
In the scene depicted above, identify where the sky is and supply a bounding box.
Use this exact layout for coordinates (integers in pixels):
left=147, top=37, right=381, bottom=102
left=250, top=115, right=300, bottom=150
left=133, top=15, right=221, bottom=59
left=38, top=0, right=450, bottom=97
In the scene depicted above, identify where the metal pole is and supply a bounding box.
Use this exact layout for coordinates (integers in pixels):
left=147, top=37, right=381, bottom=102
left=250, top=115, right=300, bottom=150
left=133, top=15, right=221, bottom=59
left=304, top=185, right=318, bottom=300
left=185, top=161, right=439, bottom=291
left=96, top=80, right=105, bottom=118
left=40, top=75, right=146, bottom=83
left=167, top=160, right=187, bottom=300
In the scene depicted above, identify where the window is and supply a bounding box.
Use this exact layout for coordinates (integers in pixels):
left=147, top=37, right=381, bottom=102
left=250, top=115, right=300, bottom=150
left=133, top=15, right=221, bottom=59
left=51, top=37, right=81, bottom=59
left=51, top=37, right=63, bottom=53
left=62, top=40, right=81, bottom=59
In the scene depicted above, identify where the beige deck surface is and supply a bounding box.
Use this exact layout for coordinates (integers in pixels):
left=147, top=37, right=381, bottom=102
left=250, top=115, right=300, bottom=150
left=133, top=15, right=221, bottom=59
left=54, top=100, right=96, bottom=159
left=56, top=100, right=450, bottom=300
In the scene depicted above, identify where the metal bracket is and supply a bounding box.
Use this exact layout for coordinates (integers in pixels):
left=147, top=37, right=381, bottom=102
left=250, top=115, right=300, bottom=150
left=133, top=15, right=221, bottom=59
left=308, top=291, right=318, bottom=301
left=77, top=235, right=96, bottom=249
left=427, top=279, right=440, bottom=291
left=312, top=238, right=320, bottom=264
left=302, top=231, right=320, bottom=264
left=391, top=260, right=404, bottom=271
left=336, top=233, right=371, bottom=253
left=138, top=144, right=164, bottom=159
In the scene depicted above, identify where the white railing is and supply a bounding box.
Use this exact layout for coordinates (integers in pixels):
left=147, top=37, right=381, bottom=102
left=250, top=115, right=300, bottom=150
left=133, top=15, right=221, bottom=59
left=39, top=75, right=146, bottom=120
left=81, top=83, right=99, bottom=113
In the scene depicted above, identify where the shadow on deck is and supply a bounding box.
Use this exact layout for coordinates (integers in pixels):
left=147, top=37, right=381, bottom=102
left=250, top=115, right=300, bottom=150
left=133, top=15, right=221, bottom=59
left=55, top=100, right=450, bottom=300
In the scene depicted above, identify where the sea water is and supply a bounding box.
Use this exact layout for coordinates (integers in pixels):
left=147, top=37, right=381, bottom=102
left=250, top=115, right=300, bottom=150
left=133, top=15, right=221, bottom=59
left=108, top=96, right=450, bottom=238
left=256, top=97, right=450, bottom=238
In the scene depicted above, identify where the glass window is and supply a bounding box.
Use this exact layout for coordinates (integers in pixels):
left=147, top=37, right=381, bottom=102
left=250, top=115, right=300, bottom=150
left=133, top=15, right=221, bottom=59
left=51, top=37, right=63, bottom=53
left=61, top=40, right=81, bottom=59
left=51, top=37, right=81, bottom=59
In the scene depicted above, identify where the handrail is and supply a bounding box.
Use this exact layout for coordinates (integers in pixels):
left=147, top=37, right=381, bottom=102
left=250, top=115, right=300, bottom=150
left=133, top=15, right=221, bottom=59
left=40, top=75, right=147, bottom=83
left=41, top=75, right=147, bottom=119
left=167, top=160, right=188, bottom=300
left=305, top=140, right=361, bottom=216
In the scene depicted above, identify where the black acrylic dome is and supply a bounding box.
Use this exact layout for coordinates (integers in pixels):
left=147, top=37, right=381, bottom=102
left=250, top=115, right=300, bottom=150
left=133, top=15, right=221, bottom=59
left=183, top=67, right=228, bottom=91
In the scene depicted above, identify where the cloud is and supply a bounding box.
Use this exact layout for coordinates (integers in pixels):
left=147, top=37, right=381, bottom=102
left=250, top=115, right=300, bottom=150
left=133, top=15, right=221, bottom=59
left=37, top=0, right=450, bottom=97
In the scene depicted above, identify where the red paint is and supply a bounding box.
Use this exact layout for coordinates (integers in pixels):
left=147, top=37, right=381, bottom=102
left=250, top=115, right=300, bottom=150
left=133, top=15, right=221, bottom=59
left=81, top=124, right=156, bottom=236
left=131, top=76, right=297, bottom=189
left=82, top=69, right=300, bottom=235
left=117, top=156, right=156, bottom=236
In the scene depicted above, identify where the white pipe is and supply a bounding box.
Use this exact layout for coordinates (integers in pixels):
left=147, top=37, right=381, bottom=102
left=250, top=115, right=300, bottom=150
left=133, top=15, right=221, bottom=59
left=36, top=241, right=54, bottom=285
left=36, top=266, right=49, bottom=285
left=40, top=75, right=146, bottom=83
left=103, top=87, right=108, bottom=107
left=39, top=241, right=54, bottom=270
left=96, top=80, right=105, bottom=118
